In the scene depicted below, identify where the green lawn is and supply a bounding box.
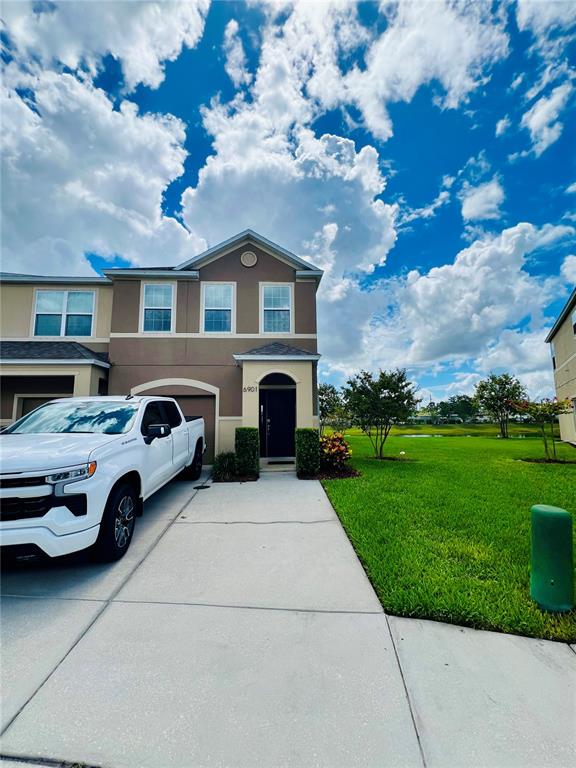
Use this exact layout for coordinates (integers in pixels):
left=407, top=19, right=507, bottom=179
left=322, top=431, right=576, bottom=642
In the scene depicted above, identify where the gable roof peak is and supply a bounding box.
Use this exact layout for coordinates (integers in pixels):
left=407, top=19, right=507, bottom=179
left=174, top=229, right=323, bottom=276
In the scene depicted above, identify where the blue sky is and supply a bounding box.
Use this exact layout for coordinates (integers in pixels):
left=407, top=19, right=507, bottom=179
left=2, top=0, right=575, bottom=400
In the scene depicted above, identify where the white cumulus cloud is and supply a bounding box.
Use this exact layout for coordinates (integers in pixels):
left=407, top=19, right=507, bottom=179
left=495, top=115, right=511, bottom=136
left=1, top=0, right=210, bottom=90
left=223, top=19, right=252, bottom=88
left=460, top=178, right=505, bottom=221
left=520, top=82, right=573, bottom=156
left=561, top=254, right=576, bottom=283
left=344, top=0, right=509, bottom=140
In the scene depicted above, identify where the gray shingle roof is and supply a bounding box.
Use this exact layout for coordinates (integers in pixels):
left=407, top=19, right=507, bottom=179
left=239, top=342, right=317, bottom=357
left=0, top=341, right=109, bottom=364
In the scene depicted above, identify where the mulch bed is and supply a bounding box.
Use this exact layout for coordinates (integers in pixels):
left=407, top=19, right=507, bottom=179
left=299, top=466, right=361, bottom=480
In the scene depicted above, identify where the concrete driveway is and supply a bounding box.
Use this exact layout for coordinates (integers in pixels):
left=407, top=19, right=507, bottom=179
left=1, top=471, right=575, bottom=768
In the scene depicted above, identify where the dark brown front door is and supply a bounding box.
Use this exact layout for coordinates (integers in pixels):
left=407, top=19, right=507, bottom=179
left=259, top=388, right=296, bottom=457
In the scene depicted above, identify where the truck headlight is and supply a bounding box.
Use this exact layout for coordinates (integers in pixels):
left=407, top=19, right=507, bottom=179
left=46, top=462, right=97, bottom=484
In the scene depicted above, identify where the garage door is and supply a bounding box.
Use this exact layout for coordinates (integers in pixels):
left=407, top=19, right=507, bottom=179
left=172, top=395, right=216, bottom=463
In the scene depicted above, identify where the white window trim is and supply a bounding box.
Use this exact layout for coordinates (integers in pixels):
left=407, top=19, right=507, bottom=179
left=32, top=288, right=96, bottom=338
left=260, top=282, right=294, bottom=335
left=200, top=281, right=236, bottom=334
left=139, top=281, right=176, bottom=334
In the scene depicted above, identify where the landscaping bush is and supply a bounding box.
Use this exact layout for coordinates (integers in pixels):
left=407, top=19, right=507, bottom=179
left=295, top=428, right=320, bottom=478
left=212, top=451, right=237, bottom=482
left=235, top=427, right=260, bottom=478
left=320, top=432, right=352, bottom=474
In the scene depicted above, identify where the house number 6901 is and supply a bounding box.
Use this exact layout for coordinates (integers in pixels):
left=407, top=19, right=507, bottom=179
left=243, top=386, right=258, bottom=393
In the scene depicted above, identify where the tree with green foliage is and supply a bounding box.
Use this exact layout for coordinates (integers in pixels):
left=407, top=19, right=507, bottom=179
left=444, top=394, right=478, bottom=420
left=513, top=398, right=572, bottom=460
left=474, top=373, right=527, bottom=438
left=343, top=369, right=420, bottom=458
left=318, top=382, right=343, bottom=435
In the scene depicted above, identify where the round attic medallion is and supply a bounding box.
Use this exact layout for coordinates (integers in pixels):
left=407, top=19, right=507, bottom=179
left=240, top=250, right=258, bottom=268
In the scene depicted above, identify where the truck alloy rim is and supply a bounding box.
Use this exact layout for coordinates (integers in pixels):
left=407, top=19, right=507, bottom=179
left=114, top=496, right=134, bottom=548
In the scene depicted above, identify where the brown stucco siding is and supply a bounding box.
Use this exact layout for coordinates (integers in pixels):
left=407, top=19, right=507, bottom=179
left=107, top=245, right=318, bottom=336
left=108, top=364, right=243, bottom=416
left=295, top=281, right=317, bottom=334
left=76, top=342, right=110, bottom=356
left=175, top=280, right=200, bottom=333
left=110, top=280, right=141, bottom=333
left=199, top=245, right=296, bottom=334
left=108, top=337, right=318, bottom=366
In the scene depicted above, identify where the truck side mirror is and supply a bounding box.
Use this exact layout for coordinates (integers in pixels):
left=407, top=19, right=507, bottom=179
left=144, top=423, right=172, bottom=445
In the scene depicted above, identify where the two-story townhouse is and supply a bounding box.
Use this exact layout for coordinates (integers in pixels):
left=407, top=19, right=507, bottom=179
left=0, top=273, right=112, bottom=424
left=0, top=230, right=322, bottom=463
left=545, top=287, right=576, bottom=444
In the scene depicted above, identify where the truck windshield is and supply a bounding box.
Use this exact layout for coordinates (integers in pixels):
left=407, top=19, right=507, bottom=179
left=3, top=401, right=139, bottom=435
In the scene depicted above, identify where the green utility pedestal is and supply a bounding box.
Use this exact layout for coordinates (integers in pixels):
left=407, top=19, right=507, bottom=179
left=530, top=504, right=574, bottom=613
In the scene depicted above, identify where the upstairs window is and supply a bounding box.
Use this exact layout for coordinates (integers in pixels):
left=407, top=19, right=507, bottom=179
left=572, top=309, right=576, bottom=335
left=142, top=283, right=174, bottom=332
left=550, top=341, right=556, bottom=370
left=202, top=283, right=234, bottom=333
left=34, top=290, right=94, bottom=337
left=262, top=284, right=292, bottom=333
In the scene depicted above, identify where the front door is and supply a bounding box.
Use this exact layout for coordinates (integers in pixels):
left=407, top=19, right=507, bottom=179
left=259, top=388, right=296, bottom=457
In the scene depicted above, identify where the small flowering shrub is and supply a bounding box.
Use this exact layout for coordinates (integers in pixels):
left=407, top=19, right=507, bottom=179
left=320, top=433, right=352, bottom=473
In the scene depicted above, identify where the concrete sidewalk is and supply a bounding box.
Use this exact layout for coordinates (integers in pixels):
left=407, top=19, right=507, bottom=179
left=1, top=472, right=575, bottom=768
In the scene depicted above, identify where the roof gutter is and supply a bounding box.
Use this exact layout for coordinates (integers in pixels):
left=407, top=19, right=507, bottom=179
left=545, top=288, right=576, bottom=343
left=0, top=358, right=110, bottom=369
left=0, top=273, right=111, bottom=285
left=233, top=353, right=321, bottom=365
left=102, top=270, right=199, bottom=279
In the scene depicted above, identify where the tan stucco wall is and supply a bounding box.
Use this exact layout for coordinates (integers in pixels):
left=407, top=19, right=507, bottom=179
left=240, top=360, right=315, bottom=429
left=218, top=417, right=242, bottom=453
left=0, top=282, right=113, bottom=340
left=550, top=308, right=576, bottom=443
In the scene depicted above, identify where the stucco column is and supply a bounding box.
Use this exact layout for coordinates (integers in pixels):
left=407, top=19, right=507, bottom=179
left=73, top=367, right=92, bottom=397
left=295, top=366, right=313, bottom=428
left=241, top=363, right=260, bottom=428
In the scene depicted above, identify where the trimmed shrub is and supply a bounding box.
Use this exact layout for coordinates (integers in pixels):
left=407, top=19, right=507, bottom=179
left=320, top=432, right=352, bottom=473
left=295, top=428, right=320, bottom=478
left=235, top=427, right=260, bottom=478
left=212, top=452, right=237, bottom=482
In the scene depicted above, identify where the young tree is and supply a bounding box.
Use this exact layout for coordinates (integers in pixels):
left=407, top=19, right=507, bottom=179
left=513, top=398, right=572, bottom=461
left=473, top=373, right=527, bottom=438
left=318, top=383, right=342, bottom=435
left=343, top=369, right=420, bottom=458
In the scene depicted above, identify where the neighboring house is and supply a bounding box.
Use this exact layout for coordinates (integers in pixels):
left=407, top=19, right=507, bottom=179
left=545, top=287, right=576, bottom=444
left=0, top=230, right=322, bottom=462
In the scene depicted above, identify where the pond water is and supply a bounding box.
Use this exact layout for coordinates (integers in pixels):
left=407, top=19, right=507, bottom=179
left=400, top=434, right=445, bottom=438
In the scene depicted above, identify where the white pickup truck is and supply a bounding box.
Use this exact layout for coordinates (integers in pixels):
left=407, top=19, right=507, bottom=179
left=0, top=396, right=205, bottom=561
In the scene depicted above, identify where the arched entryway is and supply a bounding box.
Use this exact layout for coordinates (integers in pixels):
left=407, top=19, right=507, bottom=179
left=258, top=373, right=296, bottom=458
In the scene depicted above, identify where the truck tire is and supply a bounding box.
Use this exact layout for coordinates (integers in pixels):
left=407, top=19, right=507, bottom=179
left=92, top=482, right=137, bottom=562
left=181, top=441, right=203, bottom=481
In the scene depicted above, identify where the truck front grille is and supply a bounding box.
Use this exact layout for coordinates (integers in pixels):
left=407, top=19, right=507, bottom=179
left=0, top=494, right=87, bottom=522
left=0, top=476, right=46, bottom=489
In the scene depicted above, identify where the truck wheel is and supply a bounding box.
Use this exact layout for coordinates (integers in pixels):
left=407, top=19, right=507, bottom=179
left=92, top=483, right=137, bottom=562
left=181, top=442, right=203, bottom=481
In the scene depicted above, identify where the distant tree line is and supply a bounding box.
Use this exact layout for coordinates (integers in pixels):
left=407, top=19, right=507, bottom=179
left=319, top=370, right=572, bottom=454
